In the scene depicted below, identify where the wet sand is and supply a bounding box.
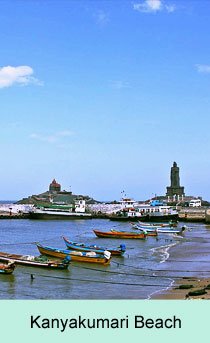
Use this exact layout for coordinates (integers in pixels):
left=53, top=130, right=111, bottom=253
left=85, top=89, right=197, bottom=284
left=1, top=219, right=210, bottom=299
left=152, top=277, right=210, bottom=300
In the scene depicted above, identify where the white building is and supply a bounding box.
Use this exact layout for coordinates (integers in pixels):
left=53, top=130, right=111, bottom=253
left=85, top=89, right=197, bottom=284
left=189, top=199, right=201, bottom=207
left=74, top=200, right=86, bottom=213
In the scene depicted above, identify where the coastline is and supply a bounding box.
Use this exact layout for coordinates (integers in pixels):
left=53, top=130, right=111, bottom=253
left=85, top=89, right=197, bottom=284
left=148, top=222, right=210, bottom=300
left=151, top=277, right=210, bottom=300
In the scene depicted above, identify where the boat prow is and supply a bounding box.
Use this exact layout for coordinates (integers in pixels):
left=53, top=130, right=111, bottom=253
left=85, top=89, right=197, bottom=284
left=0, top=260, right=16, bottom=274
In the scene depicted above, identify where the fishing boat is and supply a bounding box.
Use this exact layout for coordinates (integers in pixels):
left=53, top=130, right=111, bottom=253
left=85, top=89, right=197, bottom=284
left=0, top=251, right=70, bottom=269
left=138, top=229, right=158, bottom=237
left=131, top=223, right=165, bottom=230
left=0, top=260, right=16, bottom=274
left=36, top=243, right=111, bottom=264
left=93, top=229, right=146, bottom=239
left=137, top=221, right=177, bottom=228
left=131, top=223, right=186, bottom=234
left=63, top=236, right=126, bottom=256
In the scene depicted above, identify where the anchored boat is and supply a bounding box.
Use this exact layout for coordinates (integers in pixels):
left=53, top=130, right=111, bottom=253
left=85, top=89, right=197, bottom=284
left=29, top=202, right=92, bottom=220
left=109, top=203, right=178, bottom=222
left=63, top=236, right=126, bottom=256
left=93, top=229, right=146, bottom=239
left=0, top=260, right=16, bottom=274
left=0, top=251, right=70, bottom=269
left=36, top=243, right=111, bottom=264
left=131, top=223, right=186, bottom=234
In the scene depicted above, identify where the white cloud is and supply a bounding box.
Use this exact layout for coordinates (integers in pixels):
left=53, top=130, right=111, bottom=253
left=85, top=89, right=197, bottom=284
left=133, top=0, right=175, bottom=13
left=30, top=130, right=74, bottom=144
left=165, top=4, right=176, bottom=12
left=94, top=10, right=109, bottom=26
left=30, top=133, right=57, bottom=144
left=110, top=80, right=131, bottom=90
left=56, top=130, right=73, bottom=137
left=196, top=64, right=210, bottom=74
left=0, top=65, right=42, bottom=88
left=133, top=0, right=162, bottom=12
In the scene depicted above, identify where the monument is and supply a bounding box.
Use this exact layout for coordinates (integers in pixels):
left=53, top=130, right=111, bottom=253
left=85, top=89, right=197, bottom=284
left=49, top=179, right=61, bottom=193
left=166, top=162, right=185, bottom=201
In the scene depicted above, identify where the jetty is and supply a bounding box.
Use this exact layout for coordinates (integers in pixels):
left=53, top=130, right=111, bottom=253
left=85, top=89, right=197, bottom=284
left=178, top=207, right=206, bottom=222
left=0, top=204, right=31, bottom=219
left=0, top=212, right=29, bottom=219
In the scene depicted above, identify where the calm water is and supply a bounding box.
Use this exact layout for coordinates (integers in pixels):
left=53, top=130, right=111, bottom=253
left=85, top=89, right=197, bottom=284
left=0, top=219, right=210, bottom=299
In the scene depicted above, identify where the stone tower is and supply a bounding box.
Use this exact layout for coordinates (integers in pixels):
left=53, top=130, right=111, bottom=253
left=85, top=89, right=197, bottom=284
left=166, top=162, right=185, bottom=200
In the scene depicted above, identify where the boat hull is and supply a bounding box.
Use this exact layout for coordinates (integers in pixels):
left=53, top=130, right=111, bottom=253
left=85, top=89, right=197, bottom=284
left=93, top=230, right=146, bottom=239
left=63, top=237, right=125, bottom=256
left=137, top=221, right=177, bottom=227
left=37, top=244, right=111, bottom=265
left=109, top=214, right=178, bottom=222
left=132, top=225, right=185, bottom=234
left=0, top=252, right=69, bottom=269
left=0, top=263, right=15, bottom=274
left=29, top=212, right=92, bottom=220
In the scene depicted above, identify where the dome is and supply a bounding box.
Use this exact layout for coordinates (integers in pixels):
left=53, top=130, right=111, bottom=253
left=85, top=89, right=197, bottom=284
left=49, top=179, right=61, bottom=192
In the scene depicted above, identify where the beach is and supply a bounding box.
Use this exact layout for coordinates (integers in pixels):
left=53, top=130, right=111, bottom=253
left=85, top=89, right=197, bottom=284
left=150, top=222, right=210, bottom=299
left=152, top=277, right=210, bottom=299
left=0, top=218, right=210, bottom=299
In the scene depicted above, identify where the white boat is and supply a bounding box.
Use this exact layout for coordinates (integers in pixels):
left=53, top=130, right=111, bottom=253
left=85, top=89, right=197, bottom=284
left=137, top=221, right=177, bottom=228
left=110, top=205, right=178, bottom=221
left=29, top=203, right=92, bottom=220
left=131, top=223, right=186, bottom=234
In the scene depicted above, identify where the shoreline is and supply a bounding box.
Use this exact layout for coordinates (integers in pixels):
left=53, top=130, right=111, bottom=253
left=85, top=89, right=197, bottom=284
left=151, top=277, right=210, bottom=300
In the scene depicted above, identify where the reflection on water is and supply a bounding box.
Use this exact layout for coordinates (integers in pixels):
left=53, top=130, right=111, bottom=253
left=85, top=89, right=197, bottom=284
left=0, top=219, right=210, bottom=299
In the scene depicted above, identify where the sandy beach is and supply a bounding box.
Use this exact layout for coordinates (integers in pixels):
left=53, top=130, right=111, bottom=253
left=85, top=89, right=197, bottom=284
left=152, top=277, right=210, bottom=300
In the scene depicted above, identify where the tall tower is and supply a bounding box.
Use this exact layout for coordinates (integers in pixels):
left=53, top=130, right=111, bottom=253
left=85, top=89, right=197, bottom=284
left=166, top=162, right=185, bottom=201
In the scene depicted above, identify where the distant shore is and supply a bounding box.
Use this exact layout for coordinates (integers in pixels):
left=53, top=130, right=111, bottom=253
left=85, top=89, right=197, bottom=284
left=151, top=277, right=210, bottom=300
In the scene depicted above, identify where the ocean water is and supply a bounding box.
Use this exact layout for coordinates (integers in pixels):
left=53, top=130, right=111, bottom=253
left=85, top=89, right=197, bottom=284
left=0, top=219, right=210, bottom=299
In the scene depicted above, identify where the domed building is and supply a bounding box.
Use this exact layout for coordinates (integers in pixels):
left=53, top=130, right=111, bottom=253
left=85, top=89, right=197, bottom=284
left=49, top=179, right=61, bottom=193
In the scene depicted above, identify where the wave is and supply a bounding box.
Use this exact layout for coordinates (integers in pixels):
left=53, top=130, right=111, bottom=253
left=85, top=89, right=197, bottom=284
left=150, top=242, right=178, bottom=263
left=147, top=278, right=175, bottom=300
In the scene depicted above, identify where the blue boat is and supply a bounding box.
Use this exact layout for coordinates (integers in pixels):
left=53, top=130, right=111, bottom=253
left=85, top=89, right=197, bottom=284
left=63, top=236, right=126, bottom=256
left=37, top=243, right=111, bottom=264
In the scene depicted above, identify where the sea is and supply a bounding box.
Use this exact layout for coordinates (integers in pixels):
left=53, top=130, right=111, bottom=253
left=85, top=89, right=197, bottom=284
left=0, top=217, right=210, bottom=299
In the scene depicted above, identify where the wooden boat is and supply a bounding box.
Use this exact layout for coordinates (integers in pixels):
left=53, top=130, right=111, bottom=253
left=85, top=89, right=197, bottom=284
left=137, top=221, right=177, bottom=228
left=93, top=229, right=146, bottom=239
left=0, top=251, right=70, bottom=269
left=0, top=260, right=16, bottom=274
left=63, top=236, right=126, bottom=256
left=131, top=224, right=186, bottom=235
left=156, top=226, right=186, bottom=234
left=131, top=223, right=163, bottom=230
left=36, top=243, right=111, bottom=265
left=137, top=229, right=157, bottom=237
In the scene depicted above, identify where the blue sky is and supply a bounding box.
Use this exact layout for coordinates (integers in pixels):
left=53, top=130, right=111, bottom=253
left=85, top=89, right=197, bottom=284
left=1, top=0, right=210, bottom=201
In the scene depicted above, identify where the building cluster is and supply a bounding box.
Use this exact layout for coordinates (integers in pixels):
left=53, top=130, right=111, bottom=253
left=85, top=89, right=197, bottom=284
left=17, top=162, right=205, bottom=212
left=17, top=179, right=96, bottom=207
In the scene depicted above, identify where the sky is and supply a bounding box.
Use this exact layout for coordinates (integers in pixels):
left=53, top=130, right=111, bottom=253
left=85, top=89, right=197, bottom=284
left=1, top=0, right=210, bottom=201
